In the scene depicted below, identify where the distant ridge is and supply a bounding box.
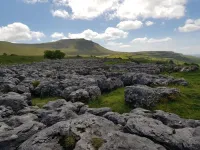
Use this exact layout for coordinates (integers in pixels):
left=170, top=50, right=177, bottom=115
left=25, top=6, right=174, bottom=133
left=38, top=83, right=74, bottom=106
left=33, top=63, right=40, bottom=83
left=0, top=39, right=114, bottom=56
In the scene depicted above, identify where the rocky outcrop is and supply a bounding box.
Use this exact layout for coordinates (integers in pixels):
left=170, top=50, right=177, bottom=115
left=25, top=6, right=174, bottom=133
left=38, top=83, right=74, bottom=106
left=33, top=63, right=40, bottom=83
left=0, top=92, right=28, bottom=112
left=0, top=59, right=188, bottom=103
left=0, top=59, right=198, bottom=150
left=125, top=85, right=179, bottom=108
left=0, top=98, right=199, bottom=150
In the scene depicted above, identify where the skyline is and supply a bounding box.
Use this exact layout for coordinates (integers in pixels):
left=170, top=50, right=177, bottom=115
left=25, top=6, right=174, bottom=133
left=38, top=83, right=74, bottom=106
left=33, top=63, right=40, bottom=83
left=0, top=0, right=200, bottom=54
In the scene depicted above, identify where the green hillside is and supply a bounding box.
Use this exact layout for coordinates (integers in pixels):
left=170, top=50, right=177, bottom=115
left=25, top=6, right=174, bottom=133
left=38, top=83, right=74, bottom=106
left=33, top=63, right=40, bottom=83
left=107, top=51, right=200, bottom=64
left=0, top=39, right=114, bottom=56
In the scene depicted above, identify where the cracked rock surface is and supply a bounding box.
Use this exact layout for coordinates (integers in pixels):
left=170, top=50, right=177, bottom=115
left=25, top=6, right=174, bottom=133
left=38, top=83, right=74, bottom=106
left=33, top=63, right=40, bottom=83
left=0, top=59, right=198, bottom=150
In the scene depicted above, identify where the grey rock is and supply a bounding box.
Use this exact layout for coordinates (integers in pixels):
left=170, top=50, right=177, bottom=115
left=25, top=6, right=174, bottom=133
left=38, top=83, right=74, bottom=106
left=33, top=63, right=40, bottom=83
left=101, top=131, right=166, bottom=150
left=85, top=86, right=101, bottom=100
left=69, top=89, right=90, bottom=102
left=103, top=112, right=126, bottom=126
left=16, top=85, right=29, bottom=94
left=5, top=113, right=38, bottom=128
left=125, top=85, right=179, bottom=108
left=18, top=114, right=117, bottom=150
left=0, top=122, right=12, bottom=132
left=87, top=107, right=112, bottom=116
left=62, top=86, right=79, bottom=99
left=0, top=105, right=14, bottom=118
left=153, top=110, right=200, bottom=128
left=0, top=121, right=45, bottom=150
left=98, top=77, right=124, bottom=92
left=124, top=116, right=200, bottom=150
left=125, top=85, right=159, bottom=108
left=0, top=92, right=28, bottom=112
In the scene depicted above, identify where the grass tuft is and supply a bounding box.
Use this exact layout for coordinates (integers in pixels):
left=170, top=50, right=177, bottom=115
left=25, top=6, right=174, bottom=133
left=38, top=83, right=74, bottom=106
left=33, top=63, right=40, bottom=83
left=91, top=137, right=104, bottom=150
left=32, top=80, right=40, bottom=88
left=32, top=97, right=59, bottom=108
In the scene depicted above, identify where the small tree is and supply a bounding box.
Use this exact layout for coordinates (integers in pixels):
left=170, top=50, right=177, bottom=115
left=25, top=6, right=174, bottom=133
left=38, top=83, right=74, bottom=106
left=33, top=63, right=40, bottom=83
left=54, top=50, right=65, bottom=59
left=44, top=50, right=65, bottom=59
left=169, top=60, right=175, bottom=65
left=3, top=53, right=7, bottom=56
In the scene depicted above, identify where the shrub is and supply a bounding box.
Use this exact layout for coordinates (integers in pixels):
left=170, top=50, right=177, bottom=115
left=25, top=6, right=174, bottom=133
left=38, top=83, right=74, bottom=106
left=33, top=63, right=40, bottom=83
left=59, top=135, right=76, bottom=150
left=32, top=80, right=40, bottom=88
left=3, top=53, right=7, bottom=56
left=169, top=60, right=175, bottom=64
left=91, top=137, right=104, bottom=150
left=44, top=50, right=65, bottom=59
left=76, top=55, right=81, bottom=58
left=10, top=54, right=18, bottom=56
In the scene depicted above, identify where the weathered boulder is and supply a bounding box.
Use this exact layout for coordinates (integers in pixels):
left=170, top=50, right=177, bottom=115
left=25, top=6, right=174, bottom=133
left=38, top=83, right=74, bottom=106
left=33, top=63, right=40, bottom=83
left=98, top=77, right=124, bottom=92
left=36, top=100, right=78, bottom=126
left=0, top=92, right=28, bottom=112
left=5, top=113, right=38, bottom=128
left=16, top=85, right=29, bottom=94
left=103, top=112, right=126, bottom=126
left=39, top=109, right=78, bottom=126
left=18, top=114, right=117, bottom=150
left=62, top=86, right=79, bottom=100
left=153, top=110, right=200, bottom=128
left=124, top=115, right=200, bottom=150
left=0, top=121, right=45, bottom=150
left=34, top=81, right=62, bottom=97
left=125, top=85, right=179, bottom=108
left=85, top=86, right=101, bottom=100
left=68, top=89, right=90, bottom=102
left=101, top=131, right=166, bottom=150
left=121, top=73, right=188, bottom=86
left=87, top=107, right=112, bottom=116
left=0, top=105, right=14, bottom=119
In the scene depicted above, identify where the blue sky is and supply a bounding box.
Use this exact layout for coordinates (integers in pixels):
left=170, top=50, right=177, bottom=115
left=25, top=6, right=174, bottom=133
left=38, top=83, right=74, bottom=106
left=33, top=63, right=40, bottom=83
left=0, top=0, right=200, bottom=54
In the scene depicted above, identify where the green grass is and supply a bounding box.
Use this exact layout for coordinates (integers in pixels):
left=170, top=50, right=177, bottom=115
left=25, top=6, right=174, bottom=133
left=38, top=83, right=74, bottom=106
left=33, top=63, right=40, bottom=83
left=155, top=70, right=200, bottom=120
left=105, top=51, right=200, bottom=65
left=91, top=137, right=104, bottom=150
left=0, top=39, right=114, bottom=56
left=88, top=88, right=132, bottom=114
left=32, top=97, right=59, bottom=108
left=0, top=55, right=44, bottom=65
left=89, top=71, right=200, bottom=119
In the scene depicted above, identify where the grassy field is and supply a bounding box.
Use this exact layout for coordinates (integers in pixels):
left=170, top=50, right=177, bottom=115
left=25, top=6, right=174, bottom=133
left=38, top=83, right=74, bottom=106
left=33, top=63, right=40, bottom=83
left=31, top=70, right=200, bottom=119
left=88, top=88, right=132, bottom=114
left=89, top=71, right=200, bottom=119
left=105, top=51, right=200, bottom=65
left=0, top=55, right=44, bottom=65
left=0, top=39, right=114, bottom=56
left=32, top=97, right=60, bottom=108
left=155, top=70, right=200, bottom=119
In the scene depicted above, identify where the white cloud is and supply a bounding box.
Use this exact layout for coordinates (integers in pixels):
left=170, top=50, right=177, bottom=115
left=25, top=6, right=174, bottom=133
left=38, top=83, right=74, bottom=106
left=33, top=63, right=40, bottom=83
left=131, top=37, right=148, bottom=43
left=68, top=27, right=128, bottom=40
left=0, top=22, right=45, bottom=42
left=51, top=32, right=67, bottom=40
left=178, top=18, right=200, bottom=32
left=113, top=0, right=187, bottom=20
left=132, top=37, right=172, bottom=43
left=106, top=41, right=130, bottom=49
left=53, top=0, right=119, bottom=20
left=51, top=10, right=70, bottom=19
left=120, top=44, right=131, bottom=48
left=116, top=20, right=143, bottom=30
left=52, top=0, right=186, bottom=20
left=52, top=0, right=68, bottom=6
left=148, top=37, right=172, bottom=43
left=145, top=21, right=154, bottom=26
left=23, top=0, right=48, bottom=4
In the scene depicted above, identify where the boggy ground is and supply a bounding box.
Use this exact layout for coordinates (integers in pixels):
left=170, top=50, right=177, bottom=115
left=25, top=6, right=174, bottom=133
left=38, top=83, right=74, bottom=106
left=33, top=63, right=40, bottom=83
left=0, top=58, right=200, bottom=150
